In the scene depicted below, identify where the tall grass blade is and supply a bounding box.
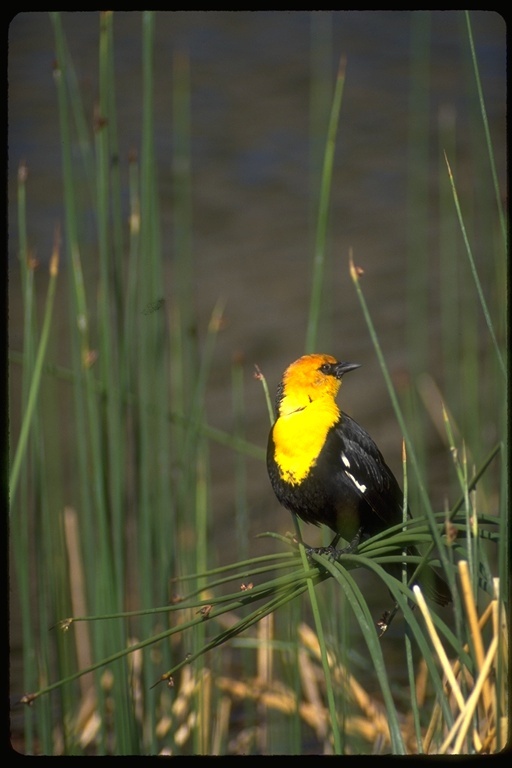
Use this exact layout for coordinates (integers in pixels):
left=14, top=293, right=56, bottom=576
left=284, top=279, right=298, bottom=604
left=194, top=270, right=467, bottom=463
left=305, top=57, right=346, bottom=352
left=464, top=11, right=507, bottom=245
left=313, top=554, right=407, bottom=753
left=13, top=161, right=37, bottom=754
left=9, top=229, right=60, bottom=505
left=348, top=252, right=452, bottom=587
left=443, top=153, right=505, bottom=378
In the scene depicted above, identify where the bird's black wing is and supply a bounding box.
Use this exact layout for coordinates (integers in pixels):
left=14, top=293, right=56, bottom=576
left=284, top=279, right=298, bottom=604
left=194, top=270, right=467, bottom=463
left=335, top=412, right=408, bottom=534
left=333, top=414, right=451, bottom=606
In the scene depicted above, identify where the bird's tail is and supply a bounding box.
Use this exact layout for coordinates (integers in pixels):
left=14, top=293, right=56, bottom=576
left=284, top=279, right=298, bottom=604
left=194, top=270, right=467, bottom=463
left=417, top=564, right=452, bottom=606
left=387, top=556, right=451, bottom=607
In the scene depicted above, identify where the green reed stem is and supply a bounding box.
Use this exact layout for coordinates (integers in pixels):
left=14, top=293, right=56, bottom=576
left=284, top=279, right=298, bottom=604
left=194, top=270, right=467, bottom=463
left=13, top=161, right=36, bottom=753
left=465, top=12, right=507, bottom=245
left=443, top=153, right=505, bottom=379
left=349, top=252, right=453, bottom=591
left=406, top=11, right=430, bottom=383
left=402, top=444, right=424, bottom=751
left=9, top=235, right=60, bottom=506
left=438, top=104, right=460, bottom=414
left=232, top=357, right=249, bottom=560
left=305, top=56, right=346, bottom=353
left=315, top=555, right=407, bottom=753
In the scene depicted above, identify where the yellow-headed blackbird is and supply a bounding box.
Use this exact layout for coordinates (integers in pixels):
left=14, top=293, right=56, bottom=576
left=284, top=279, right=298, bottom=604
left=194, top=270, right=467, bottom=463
left=266, top=353, right=451, bottom=606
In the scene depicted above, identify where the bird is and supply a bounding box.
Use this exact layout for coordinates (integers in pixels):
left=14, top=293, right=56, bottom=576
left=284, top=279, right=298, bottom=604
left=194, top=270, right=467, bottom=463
left=266, top=353, right=451, bottom=607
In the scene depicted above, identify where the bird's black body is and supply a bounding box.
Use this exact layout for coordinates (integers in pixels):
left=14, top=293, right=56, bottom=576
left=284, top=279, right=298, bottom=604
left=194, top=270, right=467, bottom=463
left=267, top=354, right=451, bottom=607
left=268, top=411, right=406, bottom=544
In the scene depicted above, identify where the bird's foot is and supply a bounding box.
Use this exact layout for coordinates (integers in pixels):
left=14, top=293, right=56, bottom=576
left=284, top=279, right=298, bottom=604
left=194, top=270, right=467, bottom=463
left=306, top=543, right=344, bottom=560
left=306, top=527, right=363, bottom=561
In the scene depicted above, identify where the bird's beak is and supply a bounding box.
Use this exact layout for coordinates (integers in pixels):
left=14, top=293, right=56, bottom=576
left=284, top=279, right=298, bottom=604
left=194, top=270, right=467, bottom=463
left=334, top=361, right=361, bottom=379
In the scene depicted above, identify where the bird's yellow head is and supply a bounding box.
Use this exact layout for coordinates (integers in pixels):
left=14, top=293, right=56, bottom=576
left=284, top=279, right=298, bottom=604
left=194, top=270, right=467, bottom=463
left=275, top=353, right=360, bottom=417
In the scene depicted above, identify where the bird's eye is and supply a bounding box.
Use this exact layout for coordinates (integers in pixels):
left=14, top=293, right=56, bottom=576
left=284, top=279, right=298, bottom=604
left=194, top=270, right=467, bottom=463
left=319, top=363, right=331, bottom=374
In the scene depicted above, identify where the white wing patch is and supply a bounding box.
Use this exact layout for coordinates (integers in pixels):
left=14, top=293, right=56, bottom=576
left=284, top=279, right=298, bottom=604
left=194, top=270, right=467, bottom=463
left=344, top=471, right=367, bottom=494
left=342, top=451, right=367, bottom=493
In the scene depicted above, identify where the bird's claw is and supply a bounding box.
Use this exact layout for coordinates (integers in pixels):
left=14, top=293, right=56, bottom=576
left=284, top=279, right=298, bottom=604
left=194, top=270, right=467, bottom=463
left=306, top=542, right=353, bottom=561
left=306, top=544, right=339, bottom=560
left=305, top=527, right=364, bottom=561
